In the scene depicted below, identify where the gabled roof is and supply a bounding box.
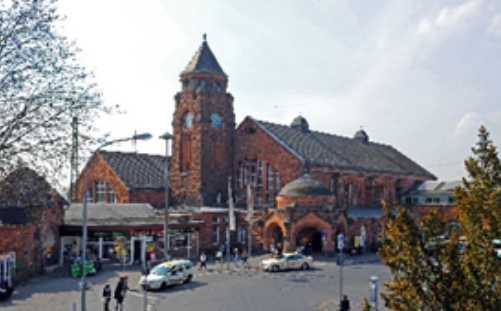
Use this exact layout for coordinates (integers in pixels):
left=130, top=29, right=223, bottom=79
left=98, top=151, right=167, bottom=191
left=251, top=118, right=435, bottom=179
left=182, top=38, right=226, bottom=77
left=0, top=167, right=67, bottom=208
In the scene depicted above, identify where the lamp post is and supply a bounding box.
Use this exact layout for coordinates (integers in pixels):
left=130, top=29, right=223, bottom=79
left=80, top=132, right=152, bottom=311
left=159, top=132, right=173, bottom=260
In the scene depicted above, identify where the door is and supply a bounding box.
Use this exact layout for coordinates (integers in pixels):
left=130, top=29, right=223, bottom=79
left=286, top=255, right=297, bottom=269
left=169, top=265, right=184, bottom=285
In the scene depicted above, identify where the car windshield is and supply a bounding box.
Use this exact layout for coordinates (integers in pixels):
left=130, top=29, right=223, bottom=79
left=493, top=240, right=501, bottom=248
left=151, top=265, right=171, bottom=275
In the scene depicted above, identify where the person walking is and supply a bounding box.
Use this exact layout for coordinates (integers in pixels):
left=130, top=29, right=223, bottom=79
left=199, top=252, right=207, bottom=271
left=216, top=248, right=223, bottom=264
left=340, top=295, right=350, bottom=311
left=102, top=284, right=112, bottom=311
left=114, top=276, right=128, bottom=311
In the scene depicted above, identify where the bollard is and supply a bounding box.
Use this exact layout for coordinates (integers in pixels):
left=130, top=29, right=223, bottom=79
left=369, top=275, right=379, bottom=311
left=72, top=302, right=77, bottom=311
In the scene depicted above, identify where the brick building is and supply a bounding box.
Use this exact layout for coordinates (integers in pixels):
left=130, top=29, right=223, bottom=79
left=0, top=168, right=66, bottom=279
left=75, top=151, right=167, bottom=208
left=165, top=36, right=436, bottom=253
left=73, top=36, right=436, bottom=255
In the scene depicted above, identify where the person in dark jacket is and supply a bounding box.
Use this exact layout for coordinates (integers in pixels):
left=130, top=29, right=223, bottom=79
left=102, top=284, right=112, bottom=311
left=114, top=276, right=128, bottom=311
left=340, top=295, right=350, bottom=311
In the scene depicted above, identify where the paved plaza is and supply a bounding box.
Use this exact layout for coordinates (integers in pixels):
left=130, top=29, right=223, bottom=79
left=1, top=255, right=390, bottom=311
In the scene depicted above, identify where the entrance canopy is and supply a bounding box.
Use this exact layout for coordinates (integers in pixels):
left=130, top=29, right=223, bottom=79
left=62, top=203, right=203, bottom=235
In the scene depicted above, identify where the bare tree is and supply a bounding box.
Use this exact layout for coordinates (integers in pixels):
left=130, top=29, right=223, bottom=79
left=0, top=0, right=112, bottom=178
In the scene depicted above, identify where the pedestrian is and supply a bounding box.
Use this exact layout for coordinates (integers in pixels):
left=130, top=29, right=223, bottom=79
left=340, top=295, right=350, bottom=311
left=199, top=252, right=207, bottom=271
left=216, top=247, right=224, bottom=263
left=102, top=284, right=112, bottom=311
left=114, top=276, right=128, bottom=311
left=233, top=248, right=240, bottom=262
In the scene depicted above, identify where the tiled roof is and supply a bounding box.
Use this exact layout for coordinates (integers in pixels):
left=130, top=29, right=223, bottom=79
left=99, top=151, right=167, bottom=190
left=0, top=207, right=29, bottom=225
left=252, top=118, right=435, bottom=178
left=182, top=39, right=226, bottom=77
left=0, top=167, right=67, bottom=208
left=347, top=207, right=384, bottom=220
left=408, top=180, right=461, bottom=195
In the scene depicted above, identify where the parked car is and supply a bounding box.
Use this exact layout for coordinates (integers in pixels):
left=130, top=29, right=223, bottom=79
left=0, top=252, right=15, bottom=301
left=261, top=253, right=313, bottom=272
left=139, top=259, right=193, bottom=290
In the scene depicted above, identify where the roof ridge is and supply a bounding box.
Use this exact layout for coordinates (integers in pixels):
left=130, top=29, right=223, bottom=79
left=100, top=150, right=166, bottom=158
left=251, top=117, right=435, bottom=178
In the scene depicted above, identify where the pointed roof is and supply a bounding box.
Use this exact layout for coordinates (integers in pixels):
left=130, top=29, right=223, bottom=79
left=182, top=35, right=226, bottom=77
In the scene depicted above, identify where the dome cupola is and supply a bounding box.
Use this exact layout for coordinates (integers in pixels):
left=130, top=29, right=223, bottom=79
left=354, top=129, right=369, bottom=143
left=291, top=115, right=309, bottom=132
left=278, top=174, right=329, bottom=197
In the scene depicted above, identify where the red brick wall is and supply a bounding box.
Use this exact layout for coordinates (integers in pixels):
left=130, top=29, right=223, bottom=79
left=235, top=118, right=303, bottom=206
left=170, top=89, right=235, bottom=206
left=276, top=195, right=335, bottom=209
left=129, top=190, right=165, bottom=209
left=76, top=153, right=129, bottom=203
left=0, top=225, right=37, bottom=279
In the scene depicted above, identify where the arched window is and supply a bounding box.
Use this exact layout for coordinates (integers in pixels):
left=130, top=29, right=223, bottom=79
left=211, top=113, right=222, bottom=128
left=183, top=112, right=194, bottom=128
left=180, top=132, right=192, bottom=172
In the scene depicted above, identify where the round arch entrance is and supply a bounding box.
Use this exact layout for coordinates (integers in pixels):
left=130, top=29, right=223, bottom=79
left=296, top=227, right=323, bottom=254
left=268, top=223, right=284, bottom=245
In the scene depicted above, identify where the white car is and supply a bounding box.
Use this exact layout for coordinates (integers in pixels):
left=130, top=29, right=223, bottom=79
left=139, top=259, right=194, bottom=290
left=261, top=253, right=313, bottom=272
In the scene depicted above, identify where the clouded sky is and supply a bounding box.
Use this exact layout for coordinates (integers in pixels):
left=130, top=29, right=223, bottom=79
left=58, top=0, right=501, bottom=181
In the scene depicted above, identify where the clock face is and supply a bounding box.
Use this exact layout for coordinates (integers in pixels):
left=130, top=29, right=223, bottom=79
left=184, top=112, right=194, bottom=128
left=211, top=113, right=222, bottom=128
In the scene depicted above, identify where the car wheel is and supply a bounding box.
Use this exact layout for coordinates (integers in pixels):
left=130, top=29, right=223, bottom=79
left=184, top=275, right=193, bottom=284
left=272, top=265, right=280, bottom=272
left=161, top=282, right=167, bottom=290
left=301, top=263, right=310, bottom=270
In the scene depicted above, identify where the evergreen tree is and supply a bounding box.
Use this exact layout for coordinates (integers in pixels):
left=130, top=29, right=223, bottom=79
left=379, top=125, right=501, bottom=310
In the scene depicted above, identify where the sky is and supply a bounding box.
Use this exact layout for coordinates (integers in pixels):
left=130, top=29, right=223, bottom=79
left=58, top=0, right=501, bottom=181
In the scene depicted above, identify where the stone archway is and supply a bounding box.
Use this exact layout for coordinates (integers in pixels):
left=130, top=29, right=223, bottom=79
left=296, top=227, right=323, bottom=254
left=263, top=214, right=287, bottom=250
left=290, top=213, right=334, bottom=252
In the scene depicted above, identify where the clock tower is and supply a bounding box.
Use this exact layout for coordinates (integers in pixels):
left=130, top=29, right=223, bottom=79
left=170, top=35, right=235, bottom=206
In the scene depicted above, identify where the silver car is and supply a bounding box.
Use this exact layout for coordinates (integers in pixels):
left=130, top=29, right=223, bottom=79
left=261, top=253, right=313, bottom=272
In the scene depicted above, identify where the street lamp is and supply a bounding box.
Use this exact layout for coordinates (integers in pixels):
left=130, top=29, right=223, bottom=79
left=159, top=132, right=173, bottom=260
left=80, top=132, right=152, bottom=311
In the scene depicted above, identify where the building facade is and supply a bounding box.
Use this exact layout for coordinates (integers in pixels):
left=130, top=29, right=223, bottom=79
left=0, top=168, right=66, bottom=279
left=73, top=36, right=437, bottom=255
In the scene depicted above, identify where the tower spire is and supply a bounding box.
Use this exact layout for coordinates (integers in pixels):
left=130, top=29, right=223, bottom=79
left=203, top=33, right=207, bottom=42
